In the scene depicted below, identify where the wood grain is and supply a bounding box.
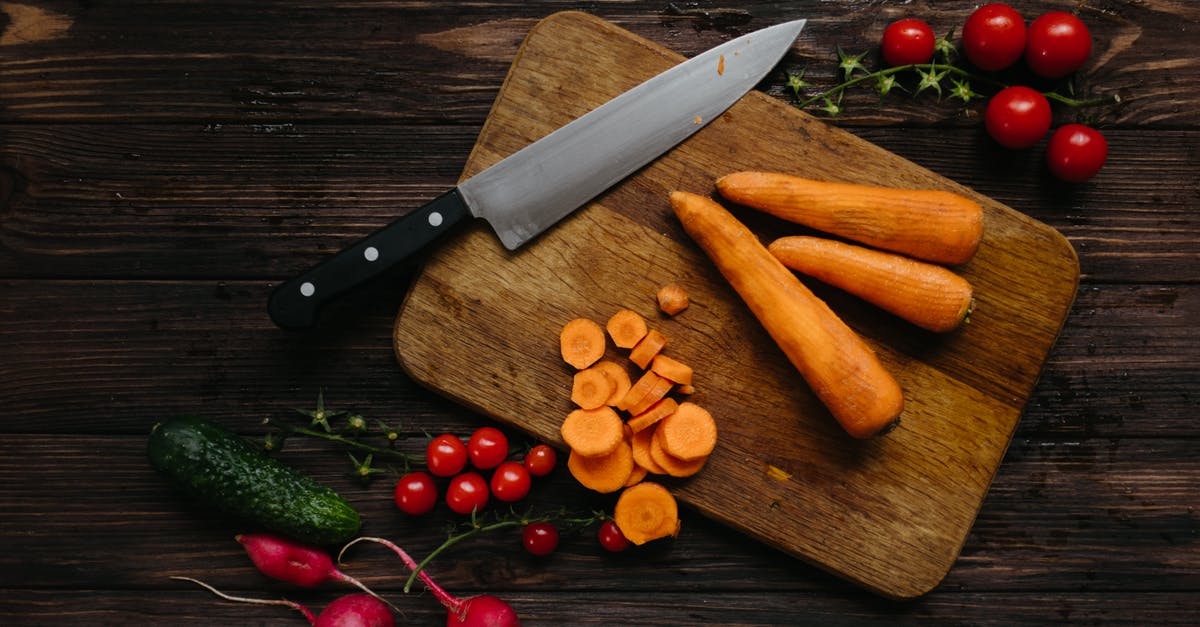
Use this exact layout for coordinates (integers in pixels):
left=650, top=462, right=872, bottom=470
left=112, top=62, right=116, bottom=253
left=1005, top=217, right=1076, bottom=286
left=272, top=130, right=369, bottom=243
left=393, top=12, right=1079, bottom=599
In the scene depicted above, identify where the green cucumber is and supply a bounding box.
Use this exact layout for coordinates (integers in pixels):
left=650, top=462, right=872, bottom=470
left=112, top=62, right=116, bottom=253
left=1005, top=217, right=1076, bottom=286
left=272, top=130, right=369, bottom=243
left=148, top=415, right=360, bottom=545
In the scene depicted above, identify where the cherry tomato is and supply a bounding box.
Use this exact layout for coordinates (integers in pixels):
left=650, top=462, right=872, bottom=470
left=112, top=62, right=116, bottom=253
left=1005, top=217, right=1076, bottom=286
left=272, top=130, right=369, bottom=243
left=445, top=471, right=489, bottom=515
left=490, top=461, right=532, bottom=503
left=984, top=86, right=1052, bottom=149
left=522, top=522, right=560, bottom=556
left=597, top=519, right=630, bottom=552
left=961, top=4, right=1026, bottom=71
left=880, top=18, right=935, bottom=67
left=523, top=444, right=558, bottom=477
left=467, top=426, right=509, bottom=470
left=1025, top=11, right=1092, bottom=79
left=426, top=433, right=468, bottom=477
left=393, top=471, right=438, bottom=515
left=1046, top=124, right=1108, bottom=182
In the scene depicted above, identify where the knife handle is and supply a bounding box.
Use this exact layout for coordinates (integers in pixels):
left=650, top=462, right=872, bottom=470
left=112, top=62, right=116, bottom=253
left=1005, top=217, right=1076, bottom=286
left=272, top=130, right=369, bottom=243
left=268, top=188, right=471, bottom=330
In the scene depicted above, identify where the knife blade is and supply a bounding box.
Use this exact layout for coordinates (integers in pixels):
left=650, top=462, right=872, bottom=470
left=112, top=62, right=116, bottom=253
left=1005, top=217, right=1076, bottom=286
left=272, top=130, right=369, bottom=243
left=268, top=18, right=806, bottom=330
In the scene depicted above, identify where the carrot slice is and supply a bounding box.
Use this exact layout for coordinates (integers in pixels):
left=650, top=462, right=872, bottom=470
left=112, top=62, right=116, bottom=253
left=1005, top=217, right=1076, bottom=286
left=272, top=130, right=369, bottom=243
left=624, top=463, right=649, bottom=487
left=628, top=328, right=668, bottom=369
left=613, top=481, right=680, bottom=545
left=676, top=384, right=696, bottom=395
left=567, top=440, right=634, bottom=494
left=560, top=318, right=606, bottom=370
left=627, top=374, right=674, bottom=416
left=626, top=397, right=679, bottom=434
left=606, top=309, right=648, bottom=349
left=656, top=284, right=690, bottom=316
left=656, top=401, right=717, bottom=461
left=571, top=366, right=615, bottom=410
left=616, top=370, right=666, bottom=412
left=560, top=407, right=623, bottom=458
left=591, top=360, right=632, bottom=406
left=649, top=354, right=694, bottom=386
left=630, top=425, right=666, bottom=475
left=649, top=427, right=708, bottom=477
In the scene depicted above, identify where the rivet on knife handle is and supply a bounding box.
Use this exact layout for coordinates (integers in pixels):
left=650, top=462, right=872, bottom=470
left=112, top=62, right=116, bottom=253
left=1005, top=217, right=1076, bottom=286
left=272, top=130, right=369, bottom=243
left=268, top=189, right=471, bottom=330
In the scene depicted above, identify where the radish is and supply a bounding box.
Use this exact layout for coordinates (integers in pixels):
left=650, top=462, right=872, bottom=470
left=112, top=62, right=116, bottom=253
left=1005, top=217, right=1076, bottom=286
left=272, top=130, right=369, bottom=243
left=236, top=533, right=393, bottom=612
left=172, top=577, right=394, bottom=626
left=340, top=537, right=520, bottom=627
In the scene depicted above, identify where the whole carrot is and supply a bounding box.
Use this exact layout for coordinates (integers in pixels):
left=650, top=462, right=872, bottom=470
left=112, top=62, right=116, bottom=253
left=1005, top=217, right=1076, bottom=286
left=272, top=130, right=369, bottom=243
left=716, top=171, right=984, bottom=265
left=670, top=191, right=904, bottom=439
left=768, top=236, right=975, bottom=333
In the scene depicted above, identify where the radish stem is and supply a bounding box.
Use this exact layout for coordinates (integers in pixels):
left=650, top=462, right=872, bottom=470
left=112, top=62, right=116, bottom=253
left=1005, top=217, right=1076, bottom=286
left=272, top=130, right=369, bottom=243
left=171, top=576, right=317, bottom=624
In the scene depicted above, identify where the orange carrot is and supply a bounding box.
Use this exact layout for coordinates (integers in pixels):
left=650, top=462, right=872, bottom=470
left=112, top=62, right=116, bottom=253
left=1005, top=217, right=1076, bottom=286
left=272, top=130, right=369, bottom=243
left=616, top=370, right=666, bottom=412
left=670, top=190, right=904, bottom=439
left=649, top=426, right=708, bottom=477
left=676, top=384, right=695, bottom=395
left=649, top=354, right=694, bottom=386
left=716, top=171, right=984, bottom=265
left=606, top=309, right=648, bottom=349
left=560, top=318, right=606, bottom=370
left=626, top=397, right=679, bottom=434
left=624, top=463, right=649, bottom=487
left=656, top=284, right=690, bottom=316
left=769, top=236, right=975, bottom=333
left=613, top=481, right=680, bottom=545
left=592, top=360, right=632, bottom=406
left=560, top=406, right=624, bottom=457
left=567, top=440, right=634, bottom=494
left=627, top=374, right=674, bottom=416
left=630, top=426, right=667, bottom=475
left=655, top=401, right=717, bottom=461
left=628, top=328, right=668, bottom=369
left=571, top=366, right=616, bottom=410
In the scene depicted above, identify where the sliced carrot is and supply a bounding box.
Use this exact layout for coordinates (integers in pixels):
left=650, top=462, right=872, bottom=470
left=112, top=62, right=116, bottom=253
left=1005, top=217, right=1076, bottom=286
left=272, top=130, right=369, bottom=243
left=649, top=426, right=708, bottom=478
left=560, top=406, right=624, bottom=458
left=616, top=370, right=666, bottom=412
left=630, top=425, right=666, bottom=475
left=606, top=309, right=648, bottom=349
left=670, top=191, right=904, bottom=439
left=627, top=373, right=674, bottom=416
left=560, top=318, right=606, bottom=370
left=567, top=440, right=634, bottom=494
left=655, top=401, right=717, bottom=461
left=571, top=366, right=615, bottom=410
left=769, top=235, right=975, bottom=333
left=656, top=284, right=690, bottom=316
left=626, top=397, right=679, bottom=434
left=676, top=384, right=696, bottom=395
left=613, top=481, right=680, bottom=545
left=624, top=463, right=649, bottom=487
left=716, top=171, right=984, bottom=265
left=591, top=360, right=632, bottom=406
left=649, top=354, right=694, bottom=386
left=628, top=328, right=668, bottom=369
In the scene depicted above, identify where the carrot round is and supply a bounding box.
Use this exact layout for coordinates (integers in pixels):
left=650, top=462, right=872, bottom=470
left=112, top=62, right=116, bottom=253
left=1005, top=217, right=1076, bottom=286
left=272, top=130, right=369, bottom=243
left=606, top=309, right=648, bottom=349
left=716, top=171, right=983, bottom=265
left=560, top=318, right=606, bottom=369
left=626, top=397, right=679, bottom=434
left=649, top=354, right=694, bottom=386
left=624, top=463, right=649, bottom=487
left=655, top=401, right=717, bottom=461
left=769, top=236, right=975, bottom=333
left=628, top=328, right=668, bottom=369
left=649, top=426, right=708, bottom=477
left=567, top=440, right=634, bottom=494
left=616, top=370, right=666, bottom=412
left=656, top=284, right=690, bottom=316
left=670, top=190, right=904, bottom=439
left=571, top=366, right=616, bottom=410
left=591, top=360, right=632, bottom=406
left=560, top=407, right=624, bottom=457
left=630, top=426, right=667, bottom=475
left=613, top=481, right=680, bottom=545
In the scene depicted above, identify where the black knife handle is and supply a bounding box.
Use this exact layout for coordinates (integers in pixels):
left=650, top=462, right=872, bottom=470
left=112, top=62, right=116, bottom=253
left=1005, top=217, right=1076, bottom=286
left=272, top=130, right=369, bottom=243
left=268, top=188, right=471, bottom=330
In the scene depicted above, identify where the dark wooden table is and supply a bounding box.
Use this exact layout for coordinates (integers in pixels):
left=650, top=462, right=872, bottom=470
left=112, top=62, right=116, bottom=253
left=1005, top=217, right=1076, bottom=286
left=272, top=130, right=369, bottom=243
left=1, top=1, right=1196, bottom=624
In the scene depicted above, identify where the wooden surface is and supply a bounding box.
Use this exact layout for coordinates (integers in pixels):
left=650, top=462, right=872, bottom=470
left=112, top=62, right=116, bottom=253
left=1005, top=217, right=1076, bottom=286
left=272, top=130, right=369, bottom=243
left=393, top=11, right=1080, bottom=600
left=1, top=0, right=1197, bottom=624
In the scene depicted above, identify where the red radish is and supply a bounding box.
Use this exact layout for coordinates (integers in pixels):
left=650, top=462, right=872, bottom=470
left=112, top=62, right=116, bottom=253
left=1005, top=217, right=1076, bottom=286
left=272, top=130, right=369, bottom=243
left=340, top=537, right=520, bottom=627
left=172, top=577, right=394, bottom=626
left=236, top=534, right=394, bottom=611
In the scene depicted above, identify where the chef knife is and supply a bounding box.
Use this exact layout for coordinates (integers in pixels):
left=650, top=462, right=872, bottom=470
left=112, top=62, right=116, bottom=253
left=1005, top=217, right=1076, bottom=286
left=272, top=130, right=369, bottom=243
left=268, top=18, right=806, bottom=330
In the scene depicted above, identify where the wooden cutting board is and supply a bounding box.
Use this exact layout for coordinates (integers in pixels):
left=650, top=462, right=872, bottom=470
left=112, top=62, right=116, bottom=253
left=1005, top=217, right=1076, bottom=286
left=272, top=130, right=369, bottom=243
left=394, top=11, right=1078, bottom=599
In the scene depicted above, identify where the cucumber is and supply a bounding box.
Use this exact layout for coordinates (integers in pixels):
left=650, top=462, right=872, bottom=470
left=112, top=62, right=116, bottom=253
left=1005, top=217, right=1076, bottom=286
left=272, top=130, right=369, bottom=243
left=148, top=415, right=361, bottom=546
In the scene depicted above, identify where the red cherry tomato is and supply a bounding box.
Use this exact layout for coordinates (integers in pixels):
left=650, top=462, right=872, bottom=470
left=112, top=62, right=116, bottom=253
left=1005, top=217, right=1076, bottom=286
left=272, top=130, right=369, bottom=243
left=490, top=461, right=532, bottom=503
left=522, top=444, right=557, bottom=477
left=961, top=4, right=1027, bottom=71
left=426, top=433, right=468, bottom=477
left=1046, top=124, right=1108, bottom=182
left=597, top=519, right=630, bottom=552
left=880, top=18, right=935, bottom=67
left=393, top=471, right=438, bottom=516
left=466, top=426, right=509, bottom=470
left=445, top=471, right=489, bottom=515
left=1025, top=11, right=1092, bottom=79
left=522, top=522, right=560, bottom=556
left=984, top=86, right=1052, bottom=149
